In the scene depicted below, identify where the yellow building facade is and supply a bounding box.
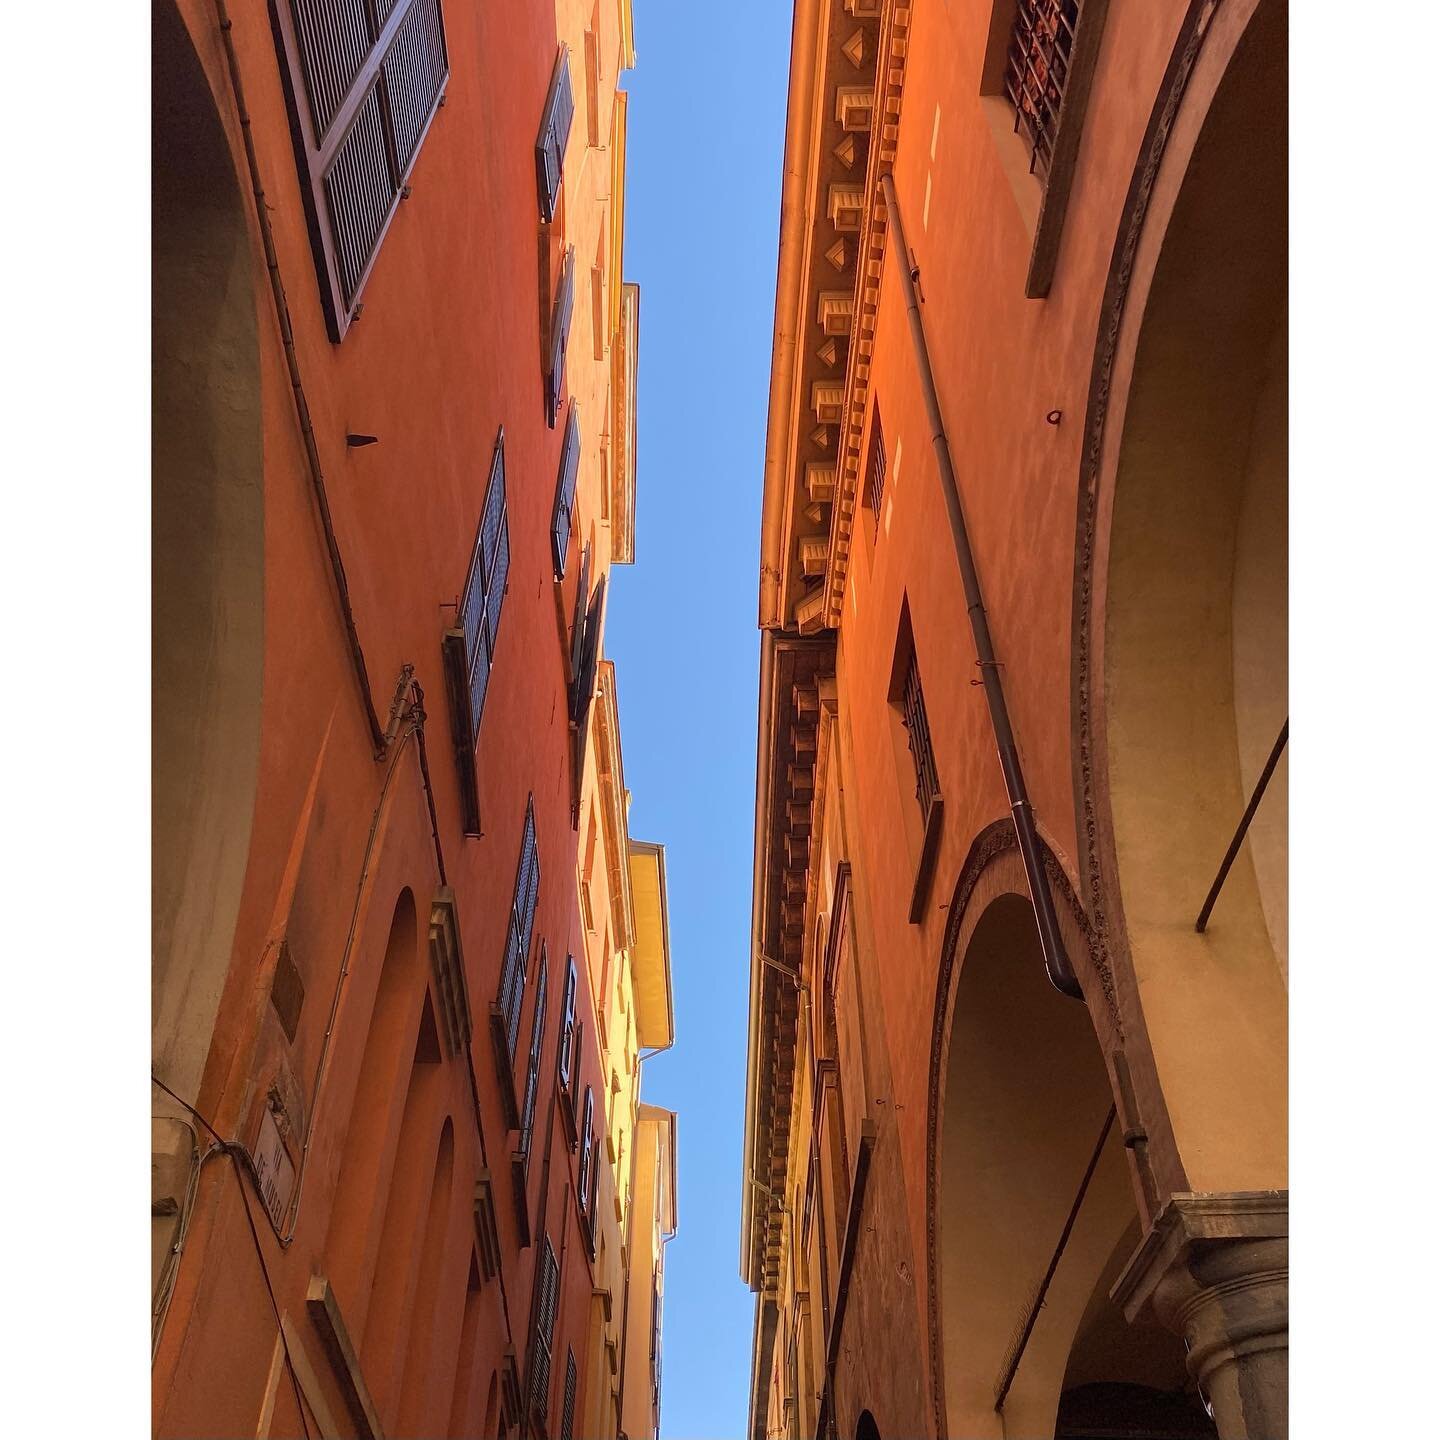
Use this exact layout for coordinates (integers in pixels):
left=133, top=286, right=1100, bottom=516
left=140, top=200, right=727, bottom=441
left=572, top=658, right=677, bottom=1439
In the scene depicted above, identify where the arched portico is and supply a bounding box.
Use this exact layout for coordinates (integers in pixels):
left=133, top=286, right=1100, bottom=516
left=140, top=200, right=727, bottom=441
left=151, top=0, right=264, bottom=1108
left=1072, top=2, right=1289, bottom=1434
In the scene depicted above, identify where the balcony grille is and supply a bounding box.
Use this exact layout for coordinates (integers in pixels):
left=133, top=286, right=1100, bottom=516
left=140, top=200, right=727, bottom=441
left=900, top=653, right=939, bottom=818
left=1002, top=0, right=1080, bottom=182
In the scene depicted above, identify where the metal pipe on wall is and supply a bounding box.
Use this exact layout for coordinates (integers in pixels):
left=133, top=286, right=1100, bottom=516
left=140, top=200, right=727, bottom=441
left=880, top=172, right=1082, bottom=1001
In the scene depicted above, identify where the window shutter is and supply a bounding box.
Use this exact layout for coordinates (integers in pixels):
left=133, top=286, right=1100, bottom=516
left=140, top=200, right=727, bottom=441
left=273, top=0, right=450, bottom=339
left=551, top=403, right=582, bottom=577
left=535, top=48, right=575, bottom=224
left=518, top=949, right=549, bottom=1160
left=568, top=544, right=592, bottom=684
left=864, top=411, right=887, bottom=525
left=577, top=1087, right=595, bottom=1212
left=569, top=575, right=607, bottom=728
left=560, top=1350, right=578, bottom=1440
left=461, top=436, right=509, bottom=741
left=546, top=248, right=577, bottom=427
left=558, top=956, right=578, bottom=1091
left=500, top=800, right=539, bottom=1061
left=443, top=429, right=506, bottom=836
left=530, top=1238, right=560, bottom=1424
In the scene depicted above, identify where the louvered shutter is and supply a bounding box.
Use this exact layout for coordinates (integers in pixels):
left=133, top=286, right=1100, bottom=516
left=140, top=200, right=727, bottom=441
left=560, top=1350, right=577, bottom=1440
left=551, top=403, right=582, bottom=577
left=569, top=575, right=607, bottom=728
left=577, top=1087, right=595, bottom=1212
left=460, top=437, right=508, bottom=742
left=500, top=800, right=539, bottom=1060
left=557, top=956, right=578, bottom=1091
left=273, top=0, right=450, bottom=339
left=530, top=1239, right=560, bottom=1423
left=546, top=248, right=576, bottom=427
left=568, top=544, right=592, bottom=684
left=535, top=48, right=575, bottom=224
left=518, top=950, right=549, bottom=1160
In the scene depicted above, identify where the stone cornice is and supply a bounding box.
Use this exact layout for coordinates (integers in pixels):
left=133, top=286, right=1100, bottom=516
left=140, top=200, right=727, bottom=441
left=823, top=0, right=911, bottom=628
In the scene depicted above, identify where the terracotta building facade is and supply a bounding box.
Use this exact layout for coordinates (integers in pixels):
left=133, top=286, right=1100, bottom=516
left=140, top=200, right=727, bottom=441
left=151, top=1, right=676, bottom=1436
left=743, top=3, right=1286, bottom=1439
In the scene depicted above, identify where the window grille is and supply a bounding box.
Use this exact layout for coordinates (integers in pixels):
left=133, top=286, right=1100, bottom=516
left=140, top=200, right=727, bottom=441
left=442, top=432, right=509, bottom=835
left=552, top=403, right=582, bottom=577
left=536, top=48, right=575, bottom=224
left=517, top=948, right=548, bottom=1163
left=863, top=412, right=887, bottom=526
left=273, top=0, right=449, bottom=338
left=900, top=653, right=939, bottom=817
left=499, top=800, right=540, bottom=1063
left=530, top=1238, right=560, bottom=1424
left=1002, top=0, right=1081, bottom=183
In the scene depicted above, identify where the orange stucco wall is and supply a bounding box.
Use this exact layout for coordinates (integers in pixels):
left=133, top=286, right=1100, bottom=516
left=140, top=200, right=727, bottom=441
left=152, top=2, right=641, bottom=1436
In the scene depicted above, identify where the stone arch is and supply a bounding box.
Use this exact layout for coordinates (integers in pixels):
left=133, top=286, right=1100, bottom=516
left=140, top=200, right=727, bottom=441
left=1072, top=0, right=1287, bottom=1199
left=151, top=0, right=264, bottom=1107
left=925, top=822, right=1132, bottom=1436
left=929, top=883, right=1143, bottom=1438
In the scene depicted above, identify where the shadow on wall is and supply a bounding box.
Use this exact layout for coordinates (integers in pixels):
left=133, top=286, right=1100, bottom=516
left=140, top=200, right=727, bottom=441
left=151, top=0, right=265, bottom=1107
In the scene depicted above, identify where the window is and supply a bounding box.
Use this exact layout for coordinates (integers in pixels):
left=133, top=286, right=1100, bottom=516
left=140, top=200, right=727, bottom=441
left=1001, top=1, right=1080, bottom=184
left=981, top=0, right=1110, bottom=297
left=888, top=617, right=945, bottom=921
left=498, top=799, right=540, bottom=1072
left=546, top=248, right=577, bottom=427
left=552, top=403, right=582, bottom=578
left=560, top=1349, right=578, bottom=1440
left=516, top=947, right=548, bottom=1166
left=529, top=1237, right=560, bottom=1425
left=569, top=574, right=607, bottom=729
left=577, top=1086, right=595, bottom=1218
left=535, top=48, right=575, bottom=224
left=557, top=955, right=579, bottom=1094
left=863, top=409, right=887, bottom=535
left=272, top=0, right=449, bottom=340
left=899, top=652, right=939, bottom=818
left=442, top=432, right=510, bottom=836
left=584, top=5, right=601, bottom=148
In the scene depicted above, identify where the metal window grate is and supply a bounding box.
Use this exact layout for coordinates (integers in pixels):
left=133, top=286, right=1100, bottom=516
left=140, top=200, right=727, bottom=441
left=1002, top=0, right=1081, bottom=183
left=900, top=653, right=939, bottom=817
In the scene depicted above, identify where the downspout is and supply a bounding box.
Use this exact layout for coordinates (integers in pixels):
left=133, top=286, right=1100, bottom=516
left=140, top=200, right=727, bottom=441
left=213, top=0, right=385, bottom=753
left=879, top=173, right=1081, bottom=1000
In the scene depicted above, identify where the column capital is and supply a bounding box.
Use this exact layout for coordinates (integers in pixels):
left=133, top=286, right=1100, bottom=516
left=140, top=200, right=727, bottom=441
left=1113, top=1192, right=1288, bottom=1439
left=1111, top=1190, right=1287, bottom=1324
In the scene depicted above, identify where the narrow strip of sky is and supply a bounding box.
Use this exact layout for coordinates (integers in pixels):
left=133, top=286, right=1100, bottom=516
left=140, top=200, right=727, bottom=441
left=605, top=3, right=793, bottom=1436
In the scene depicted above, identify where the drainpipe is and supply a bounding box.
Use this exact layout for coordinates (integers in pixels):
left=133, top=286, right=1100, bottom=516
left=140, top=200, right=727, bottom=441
left=880, top=173, right=1081, bottom=1001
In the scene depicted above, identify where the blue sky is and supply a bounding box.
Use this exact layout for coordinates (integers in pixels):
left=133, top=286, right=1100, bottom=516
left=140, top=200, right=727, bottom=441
left=605, top=3, right=792, bottom=1435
